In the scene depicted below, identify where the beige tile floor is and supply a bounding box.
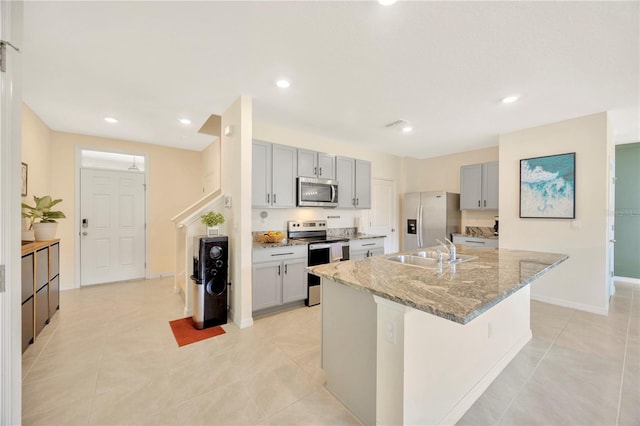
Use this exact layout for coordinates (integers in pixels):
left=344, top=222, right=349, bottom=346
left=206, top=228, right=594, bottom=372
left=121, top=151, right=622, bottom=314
left=22, top=277, right=639, bottom=425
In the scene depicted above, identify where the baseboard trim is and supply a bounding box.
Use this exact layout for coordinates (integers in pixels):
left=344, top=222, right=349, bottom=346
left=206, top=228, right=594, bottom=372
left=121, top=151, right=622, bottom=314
left=531, top=294, right=608, bottom=315
left=615, top=276, right=640, bottom=286
left=146, top=272, right=175, bottom=279
left=439, top=330, right=532, bottom=426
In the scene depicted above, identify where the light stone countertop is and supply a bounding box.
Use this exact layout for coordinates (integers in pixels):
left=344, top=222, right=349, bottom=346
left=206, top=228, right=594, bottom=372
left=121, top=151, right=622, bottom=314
left=252, top=239, right=309, bottom=249
left=308, top=246, right=568, bottom=324
left=348, top=233, right=386, bottom=240
left=252, top=233, right=385, bottom=249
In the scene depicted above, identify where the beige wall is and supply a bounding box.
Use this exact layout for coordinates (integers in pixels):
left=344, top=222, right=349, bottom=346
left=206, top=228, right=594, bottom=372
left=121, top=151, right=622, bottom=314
left=202, top=139, right=221, bottom=194
left=21, top=106, right=207, bottom=290
left=499, top=112, right=611, bottom=314
left=50, top=132, right=205, bottom=288
left=21, top=105, right=52, bottom=209
left=401, top=146, right=499, bottom=231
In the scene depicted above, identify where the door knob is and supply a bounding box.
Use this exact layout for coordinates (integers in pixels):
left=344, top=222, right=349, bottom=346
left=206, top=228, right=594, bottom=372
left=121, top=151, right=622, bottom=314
left=82, top=231, right=88, bottom=236
left=610, top=239, right=616, bottom=243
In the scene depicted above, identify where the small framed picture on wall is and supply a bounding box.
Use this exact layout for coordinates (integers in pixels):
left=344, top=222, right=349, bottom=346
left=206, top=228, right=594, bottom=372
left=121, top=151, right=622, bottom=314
left=21, top=162, right=28, bottom=197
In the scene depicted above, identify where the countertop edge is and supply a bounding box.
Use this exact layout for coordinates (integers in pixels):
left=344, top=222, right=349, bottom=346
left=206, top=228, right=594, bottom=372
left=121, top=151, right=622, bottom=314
left=309, top=249, right=569, bottom=324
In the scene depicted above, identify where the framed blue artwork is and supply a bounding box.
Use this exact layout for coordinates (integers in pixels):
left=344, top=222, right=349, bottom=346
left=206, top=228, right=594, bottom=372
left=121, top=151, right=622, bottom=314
left=520, top=152, right=575, bottom=219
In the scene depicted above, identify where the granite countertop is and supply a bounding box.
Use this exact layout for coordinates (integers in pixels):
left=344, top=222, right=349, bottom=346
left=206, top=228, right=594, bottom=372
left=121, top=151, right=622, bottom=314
left=349, top=233, right=386, bottom=240
left=453, top=233, right=499, bottom=240
left=252, top=239, right=309, bottom=249
left=308, top=246, right=568, bottom=324
left=252, top=233, right=386, bottom=249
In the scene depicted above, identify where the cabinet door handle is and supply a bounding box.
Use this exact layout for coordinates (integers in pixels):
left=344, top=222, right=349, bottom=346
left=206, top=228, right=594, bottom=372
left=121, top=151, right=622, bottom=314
left=314, top=167, right=317, bottom=175
left=284, top=264, right=288, bottom=274
left=319, top=167, right=322, bottom=176
left=267, top=193, right=270, bottom=204
left=465, top=240, right=486, bottom=244
left=273, top=193, right=277, bottom=204
left=362, top=243, right=375, bottom=246
left=353, top=198, right=356, bottom=206
left=484, top=200, right=487, bottom=207
left=356, top=198, right=359, bottom=206
left=478, top=200, right=481, bottom=207
left=278, top=265, right=281, bottom=275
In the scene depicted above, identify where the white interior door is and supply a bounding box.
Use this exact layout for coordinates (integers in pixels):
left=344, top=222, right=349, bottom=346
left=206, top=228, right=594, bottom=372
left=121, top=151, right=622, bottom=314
left=80, top=169, right=146, bottom=285
left=370, top=178, right=398, bottom=253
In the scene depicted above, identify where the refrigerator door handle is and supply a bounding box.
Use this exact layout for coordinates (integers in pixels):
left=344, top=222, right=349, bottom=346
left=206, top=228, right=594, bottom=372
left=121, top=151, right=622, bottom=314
left=417, top=205, right=423, bottom=247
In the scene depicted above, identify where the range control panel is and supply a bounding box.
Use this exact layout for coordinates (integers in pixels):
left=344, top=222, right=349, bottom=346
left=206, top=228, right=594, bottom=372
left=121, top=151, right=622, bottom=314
left=287, top=220, right=327, bottom=232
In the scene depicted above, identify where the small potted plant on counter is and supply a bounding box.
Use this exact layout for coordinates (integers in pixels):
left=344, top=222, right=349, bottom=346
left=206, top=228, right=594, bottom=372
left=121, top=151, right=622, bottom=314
left=22, top=195, right=66, bottom=241
left=201, top=210, right=225, bottom=236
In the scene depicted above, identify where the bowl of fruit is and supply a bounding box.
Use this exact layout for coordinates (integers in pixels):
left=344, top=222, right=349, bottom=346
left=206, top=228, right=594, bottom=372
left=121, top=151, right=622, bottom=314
left=256, top=230, right=285, bottom=243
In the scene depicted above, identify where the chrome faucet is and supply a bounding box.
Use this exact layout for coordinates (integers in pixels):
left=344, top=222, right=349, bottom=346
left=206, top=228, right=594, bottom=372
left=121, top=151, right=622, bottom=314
left=435, top=238, right=456, bottom=262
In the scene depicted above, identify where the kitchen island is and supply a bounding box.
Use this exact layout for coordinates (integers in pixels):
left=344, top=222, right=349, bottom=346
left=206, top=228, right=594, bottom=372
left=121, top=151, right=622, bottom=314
left=309, top=246, right=568, bottom=425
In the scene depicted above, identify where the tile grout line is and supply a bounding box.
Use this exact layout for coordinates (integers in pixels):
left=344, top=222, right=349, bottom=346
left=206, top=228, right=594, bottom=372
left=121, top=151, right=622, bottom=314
left=614, top=288, right=634, bottom=426
left=84, top=331, right=108, bottom=426
left=494, top=312, right=573, bottom=425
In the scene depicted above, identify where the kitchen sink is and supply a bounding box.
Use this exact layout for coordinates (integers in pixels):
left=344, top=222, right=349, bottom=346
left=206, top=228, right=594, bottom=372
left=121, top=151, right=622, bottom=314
left=385, top=255, right=441, bottom=269
left=384, top=251, right=478, bottom=269
left=411, top=250, right=478, bottom=264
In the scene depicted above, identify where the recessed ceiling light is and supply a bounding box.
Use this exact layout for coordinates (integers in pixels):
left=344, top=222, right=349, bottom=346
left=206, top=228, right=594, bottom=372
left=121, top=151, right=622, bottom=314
left=501, top=95, right=520, bottom=104
left=378, top=0, right=397, bottom=5
left=104, top=117, right=118, bottom=123
left=276, top=79, right=290, bottom=88
left=402, top=126, right=413, bottom=133
left=179, top=118, right=191, bottom=125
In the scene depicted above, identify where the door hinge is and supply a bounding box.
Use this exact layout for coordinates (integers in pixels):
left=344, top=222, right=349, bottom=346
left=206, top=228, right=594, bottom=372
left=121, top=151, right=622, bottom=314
left=0, top=265, right=5, bottom=293
left=0, top=40, right=20, bottom=72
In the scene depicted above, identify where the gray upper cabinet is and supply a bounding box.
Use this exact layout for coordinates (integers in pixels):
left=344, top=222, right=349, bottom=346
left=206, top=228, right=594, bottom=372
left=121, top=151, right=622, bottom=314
left=252, top=140, right=272, bottom=208
left=252, top=140, right=296, bottom=208
left=297, top=149, right=336, bottom=180
left=271, top=144, right=297, bottom=207
left=336, top=156, right=371, bottom=209
left=336, top=156, right=355, bottom=208
left=482, top=161, right=499, bottom=209
left=460, top=161, right=498, bottom=210
left=354, top=159, right=371, bottom=209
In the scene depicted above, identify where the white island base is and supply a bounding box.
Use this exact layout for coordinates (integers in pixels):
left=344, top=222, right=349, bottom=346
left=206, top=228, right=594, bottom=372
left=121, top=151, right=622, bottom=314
left=321, top=278, right=532, bottom=425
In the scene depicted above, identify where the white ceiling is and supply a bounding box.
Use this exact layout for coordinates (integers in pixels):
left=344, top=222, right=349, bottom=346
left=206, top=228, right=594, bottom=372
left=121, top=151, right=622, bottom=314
left=22, top=1, right=639, bottom=159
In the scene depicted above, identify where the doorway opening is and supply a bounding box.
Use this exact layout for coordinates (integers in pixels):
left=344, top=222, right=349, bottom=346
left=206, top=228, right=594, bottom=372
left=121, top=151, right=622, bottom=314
left=77, top=149, right=148, bottom=287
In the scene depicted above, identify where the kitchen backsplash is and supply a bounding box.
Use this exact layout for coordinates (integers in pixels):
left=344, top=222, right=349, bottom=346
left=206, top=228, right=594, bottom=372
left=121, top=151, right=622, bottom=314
left=252, top=208, right=368, bottom=233
left=460, top=209, right=497, bottom=230
left=463, top=226, right=497, bottom=237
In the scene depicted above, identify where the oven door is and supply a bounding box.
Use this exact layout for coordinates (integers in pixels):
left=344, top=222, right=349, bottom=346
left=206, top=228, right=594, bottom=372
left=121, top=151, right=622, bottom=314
left=306, top=242, right=349, bottom=306
left=297, top=177, right=338, bottom=207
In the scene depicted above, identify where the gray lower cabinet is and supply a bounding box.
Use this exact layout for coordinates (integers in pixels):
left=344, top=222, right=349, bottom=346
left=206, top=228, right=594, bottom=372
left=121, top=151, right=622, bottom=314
left=452, top=235, right=499, bottom=248
left=460, top=161, right=499, bottom=210
left=336, top=157, right=372, bottom=209
left=350, top=238, right=385, bottom=260
left=252, top=261, right=281, bottom=311
left=252, top=245, right=307, bottom=313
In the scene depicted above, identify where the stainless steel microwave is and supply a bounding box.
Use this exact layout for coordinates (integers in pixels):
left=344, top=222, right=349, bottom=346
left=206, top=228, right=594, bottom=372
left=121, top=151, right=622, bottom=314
left=297, top=177, right=338, bottom=207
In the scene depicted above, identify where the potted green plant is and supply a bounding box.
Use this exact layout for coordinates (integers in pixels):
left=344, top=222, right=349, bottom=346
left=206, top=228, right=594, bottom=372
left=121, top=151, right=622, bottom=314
left=22, top=195, right=66, bottom=241
left=201, top=211, right=225, bottom=236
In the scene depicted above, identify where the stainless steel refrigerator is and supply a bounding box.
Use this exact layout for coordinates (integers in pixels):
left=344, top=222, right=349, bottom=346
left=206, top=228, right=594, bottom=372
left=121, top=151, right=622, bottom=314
left=402, top=191, right=461, bottom=250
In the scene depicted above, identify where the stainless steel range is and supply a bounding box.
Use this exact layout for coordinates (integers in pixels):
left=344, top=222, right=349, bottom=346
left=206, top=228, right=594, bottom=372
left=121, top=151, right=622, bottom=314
left=287, top=220, right=349, bottom=306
